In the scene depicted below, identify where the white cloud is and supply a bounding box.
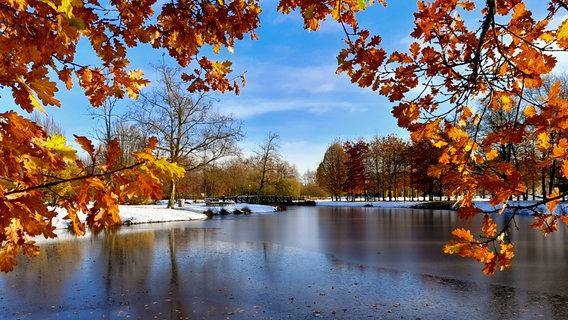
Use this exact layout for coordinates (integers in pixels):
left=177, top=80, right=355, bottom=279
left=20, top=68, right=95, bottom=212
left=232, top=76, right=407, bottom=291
left=218, top=97, right=368, bottom=119
left=281, top=140, right=327, bottom=174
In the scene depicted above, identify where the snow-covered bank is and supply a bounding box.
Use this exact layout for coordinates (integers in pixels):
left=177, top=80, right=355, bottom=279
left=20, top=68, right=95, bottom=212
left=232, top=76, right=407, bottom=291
left=316, top=200, right=424, bottom=208
left=316, top=199, right=566, bottom=215
left=46, top=198, right=563, bottom=232
left=50, top=202, right=278, bottom=230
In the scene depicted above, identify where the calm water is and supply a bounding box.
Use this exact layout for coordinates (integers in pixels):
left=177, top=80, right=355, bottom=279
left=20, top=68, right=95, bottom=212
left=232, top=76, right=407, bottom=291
left=1, top=206, right=567, bottom=319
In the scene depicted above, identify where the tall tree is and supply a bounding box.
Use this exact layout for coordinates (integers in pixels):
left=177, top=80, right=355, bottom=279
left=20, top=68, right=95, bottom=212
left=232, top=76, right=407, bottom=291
left=409, top=139, right=443, bottom=201
left=130, top=65, right=243, bottom=208
left=375, top=135, right=407, bottom=201
left=316, top=142, right=348, bottom=201
left=254, top=132, right=281, bottom=195
left=343, top=138, right=369, bottom=201
left=366, top=135, right=386, bottom=200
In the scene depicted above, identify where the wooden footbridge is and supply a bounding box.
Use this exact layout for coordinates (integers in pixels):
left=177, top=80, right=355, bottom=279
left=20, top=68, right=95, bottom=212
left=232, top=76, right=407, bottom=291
left=221, top=195, right=295, bottom=204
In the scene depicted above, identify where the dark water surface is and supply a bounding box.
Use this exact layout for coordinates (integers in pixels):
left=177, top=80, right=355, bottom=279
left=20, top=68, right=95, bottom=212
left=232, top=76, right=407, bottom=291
left=1, top=206, right=567, bottom=319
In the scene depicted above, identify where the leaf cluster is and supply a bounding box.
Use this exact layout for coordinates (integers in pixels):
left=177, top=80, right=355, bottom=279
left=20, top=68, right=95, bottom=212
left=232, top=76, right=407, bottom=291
left=0, top=112, right=184, bottom=272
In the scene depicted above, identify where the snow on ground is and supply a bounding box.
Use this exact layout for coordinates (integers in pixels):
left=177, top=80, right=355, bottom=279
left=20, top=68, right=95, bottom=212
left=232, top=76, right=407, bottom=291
left=50, top=201, right=277, bottom=230
left=316, top=200, right=424, bottom=208
left=316, top=198, right=567, bottom=215
left=47, top=198, right=564, bottom=231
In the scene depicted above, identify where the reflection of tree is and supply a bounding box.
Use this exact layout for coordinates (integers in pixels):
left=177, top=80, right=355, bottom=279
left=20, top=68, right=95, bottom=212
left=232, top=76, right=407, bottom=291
left=3, top=238, right=83, bottom=303
left=165, top=228, right=187, bottom=318
left=101, top=228, right=154, bottom=302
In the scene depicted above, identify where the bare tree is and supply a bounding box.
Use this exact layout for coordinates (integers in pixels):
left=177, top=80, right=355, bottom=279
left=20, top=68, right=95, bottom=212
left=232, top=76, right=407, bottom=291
left=30, top=112, right=64, bottom=137
left=87, top=97, right=144, bottom=167
left=114, top=121, right=147, bottom=165
left=254, top=132, right=280, bottom=194
left=130, top=65, right=243, bottom=208
left=88, top=97, right=120, bottom=150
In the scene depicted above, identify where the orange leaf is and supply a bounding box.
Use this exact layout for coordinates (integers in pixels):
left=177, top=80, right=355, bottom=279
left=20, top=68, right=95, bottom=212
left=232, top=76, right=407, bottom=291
left=546, top=189, right=560, bottom=214
left=0, top=246, right=18, bottom=273
left=485, top=148, right=498, bottom=161
left=410, top=42, right=421, bottom=59
left=482, top=215, right=497, bottom=238
left=457, top=205, right=482, bottom=219
left=523, top=105, right=536, bottom=118
left=457, top=1, right=475, bottom=10
left=74, top=135, right=95, bottom=156
left=531, top=215, right=548, bottom=230
left=482, top=254, right=498, bottom=275
left=451, top=228, right=475, bottom=242
left=105, top=139, right=121, bottom=169
left=443, top=241, right=472, bottom=255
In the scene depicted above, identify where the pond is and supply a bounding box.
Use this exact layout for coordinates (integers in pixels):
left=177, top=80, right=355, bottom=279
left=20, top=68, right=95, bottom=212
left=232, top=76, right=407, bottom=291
left=1, top=206, right=567, bottom=319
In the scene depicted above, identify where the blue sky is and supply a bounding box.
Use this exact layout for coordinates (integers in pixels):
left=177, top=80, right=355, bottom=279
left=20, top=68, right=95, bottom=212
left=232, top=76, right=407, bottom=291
left=218, top=1, right=415, bottom=173
left=2, top=2, right=415, bottom=174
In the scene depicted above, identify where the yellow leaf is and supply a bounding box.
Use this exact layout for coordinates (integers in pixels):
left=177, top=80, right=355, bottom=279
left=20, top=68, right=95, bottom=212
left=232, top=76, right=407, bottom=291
left=125, top=69, right=149, bottom=99
left=213, top=43, right=221, bottom=54
left=28, top=92, right=47, bottom=114
left=44, top=134, right=77, bottom=163
left=501, top=94, right=512, bottom=112
left=40, top=0, right=79, bottom=19
left=557, top=19, right=568, bottom=42
left=537, top=132, right=550, bottom=150
left=152, top=158, right=186, bottom=180
left=540, top=31, right=555, bottom=43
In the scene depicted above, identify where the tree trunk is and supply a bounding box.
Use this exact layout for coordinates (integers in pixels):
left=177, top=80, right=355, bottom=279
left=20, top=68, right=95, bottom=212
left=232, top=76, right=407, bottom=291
left=168, top=179, right=176, bottom=208
left=549, top=159, right=557, bottom=196
left=541, top=168, right=547, bottom=201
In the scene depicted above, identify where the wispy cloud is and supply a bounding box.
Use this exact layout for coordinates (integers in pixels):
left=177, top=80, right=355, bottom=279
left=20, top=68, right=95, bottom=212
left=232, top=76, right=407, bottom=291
left=218, top=97, right=368, bottom=119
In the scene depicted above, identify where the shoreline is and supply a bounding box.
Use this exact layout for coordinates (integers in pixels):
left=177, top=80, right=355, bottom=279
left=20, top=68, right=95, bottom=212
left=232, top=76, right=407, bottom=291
left=46, top=198, right=554, bottom=232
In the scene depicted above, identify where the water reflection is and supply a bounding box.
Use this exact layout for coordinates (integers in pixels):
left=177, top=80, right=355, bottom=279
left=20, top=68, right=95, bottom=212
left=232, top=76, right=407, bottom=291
left=1, top=237, right=83, bottom=310
left=1, top=208, right=567, bottom=319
